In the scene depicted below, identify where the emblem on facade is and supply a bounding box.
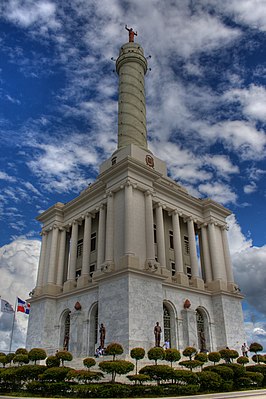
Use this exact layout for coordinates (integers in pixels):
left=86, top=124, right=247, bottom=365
left=74, top=301, right=82, bottom=311
left=183, top=299, right=191, bottom=309
left=145, top=155, right=154, bottom=168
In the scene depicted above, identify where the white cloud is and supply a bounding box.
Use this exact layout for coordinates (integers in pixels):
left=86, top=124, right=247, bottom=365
left=0, top=171, right=16, bottom=182
left=0, top=238, right=40, bottom=352
left=243, top=182, right=257, bottom=194
left=198, top=182, right=237, bottom=204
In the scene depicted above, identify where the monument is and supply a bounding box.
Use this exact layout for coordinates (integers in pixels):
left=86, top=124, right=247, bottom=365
left=26, top=29, right=245, bottom=356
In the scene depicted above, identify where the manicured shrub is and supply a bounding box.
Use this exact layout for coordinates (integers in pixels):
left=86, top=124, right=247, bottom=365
left=98, top=360, right=134, bottom=382
left=250, top=342, right=263, bottom=364
left=237, top=355, right=249, bottom=366
left=252, top=354, right=264, bottom=363
left=164, top=348, right=181, bottom=367
left=245, top=371, right=264, bottom=386
left=139, top=364, right=174, bottom=383
left=15, top=348, right=28, bottom=355
left=127, top=373, right=151, bottom=384
left=0, top=352, right=5, bottom=357
left=195, top=352, right=208, bottom=369
left=246, top=364, right=266, bottom=386
left=0, top=368, right=22, bottom=392
left=40, top=366, right=71, bottom=382
left=147, top=347, right=165, bottom=364
left=55, top=350, right=73, bottom=366
left=208, top=351, right=221, bottom=365
left=46, top=355, right=60, bottom=367
left=197, top=370, right=222, bottom=392
left=105, top=343, right=123, bottom=360
left=0, top=355, right=8, bottom=367
left=172, top=369, right=198, bottom=385
left=83, top=357, right=96, bottom=369
left=130, top=347, right=145, bottom=373
left=67, top=369, right=103, bottom=382
left=13, top=364, right=47, bottom=381
left=211, top=365, right=234, bottom=381
left=219, top=362, right=245, bottom=379
left=28, top=348, right=47, bottom=364
left=5, top=353, right=15, bottom=365
left=219, top=348, right=231, bottom=363
left=71, top=383, right=132, bottom=398
left=182, top=346, right=197, bottom=360
left=179, top=359, right=203, bottom=371
left=13, top=354, right=29, bottom=366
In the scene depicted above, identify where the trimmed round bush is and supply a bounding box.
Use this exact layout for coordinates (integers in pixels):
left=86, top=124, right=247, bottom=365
left=13, top=364, right=47, bottom=380
left=165, top=348, right=181, bottom=367
left=179, top=359, right=203, bottom=371
left=15, top=348, right=28, bottom=355
left=249, top=342, right=263, bottom=354
left=208, top=351, right=221, bottom=365
left=105, top=343, right=123, bottom=360
left=28, top=348, right=47, bottom=364
left=127, top=373, right=151, bottom=384
left=195, top=352, right=208, bottom=363
left=46, top=355, right=60, bottom=367
left=0, top=355, right=8, bottom=367
left=219, top=362, right=245, bottom=379
left=83, top=357, right=96, bottom=369
left=252, top=354, right=264, bottom=363
left=55, top=350, right=73, bottom=365
left=67, top=369, right=103, bottom=382
left=139, top=364, right=174, bottom=382
left=130, top=347, right=145, bottom=373
left=13, top=354, right=29, bottom=366
left=147, top=347, right=165, bottom=364
left=182, top=346, right=197, bottom=360
left=99, top=360, right=134, bottom=382
left=237, top=356, right=249, bottom=366
left=5, top=353, right=15, bottom=365
left=40, top=366, right=71, bottom=382
left=173, top=369, right=198, bottom=385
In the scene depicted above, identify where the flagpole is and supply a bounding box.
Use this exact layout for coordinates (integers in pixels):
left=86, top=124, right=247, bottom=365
left=9, top=297, right=17, bottom=353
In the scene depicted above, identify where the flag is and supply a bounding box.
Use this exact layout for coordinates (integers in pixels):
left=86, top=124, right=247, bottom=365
left=17, top=297, right=30, bottom=314
left=0, top=299, right=14, bottom=313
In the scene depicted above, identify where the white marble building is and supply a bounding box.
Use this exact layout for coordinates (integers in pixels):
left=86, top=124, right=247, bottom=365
left=26, top=37, right=245, bottom=357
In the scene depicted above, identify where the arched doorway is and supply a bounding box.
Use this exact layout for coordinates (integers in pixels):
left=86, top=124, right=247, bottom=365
left=88, top=302, right=98, bottom=355
left=59, top=309, right=71, bottom=351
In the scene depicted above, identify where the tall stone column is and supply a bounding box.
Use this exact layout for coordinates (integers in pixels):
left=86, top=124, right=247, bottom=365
left=144, top=191, right=156, bottom=270
left=124, top=182, right=134, bottom=256
left=57, top=227, right=66, bottom=287
left=186, top=218, right=199, bottom=277
left=97, top=204, right=106, bottom=269
left=171, top=211, right=189, bottom=285
left=35, top=231, right=48, bottom=295
left=105, top=193, right=114, bottom=263
left=77, top=214, right=92, bottom=288
left=155, top=204, right=166, bottom=267
left=47, top=225, right=59, bottom=285
left=207, top=222, right=227, bottom=290
left=63, top=221, right=79, bottom=292
left=221, top=226, right=235, bottom=287
left=200, top=225, right=212, bottom=283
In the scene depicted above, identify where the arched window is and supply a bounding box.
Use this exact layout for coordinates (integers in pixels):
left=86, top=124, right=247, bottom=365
left=163, top=304, right=171, bottom=346
left=196, top=309, right=206, bottom=352
left=88, top=302, right=98, bottom=355
left=63, top=311, right=71, bottom=351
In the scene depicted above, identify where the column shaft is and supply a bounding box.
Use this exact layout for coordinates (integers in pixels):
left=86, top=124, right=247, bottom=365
left=57, top=228, right=67, bottom=285
left=172, top=211, right=183, bottom=273
left=68, top=222, right=79, bottom=281
left=36, top=232, right=48, bottom=288
left=200, top=226, right=212, bottom=282
left=97, top=205, right=106, bottom=268
left=156, top=205, right=166, bottom=267
left=105, top=194, right=114, bottom=262
left=124, top=184, right=134, bottom=255
left=145, top=192, right=155, bottom=260
left=187, top=218, right=199, bottom=277
left=47, top=226, right=59, bottom=284
left=221, top=228, right=234, bottom=283
left=208, top=223, right=226, bottom=280
left=82, top=215, right=92, bottom=276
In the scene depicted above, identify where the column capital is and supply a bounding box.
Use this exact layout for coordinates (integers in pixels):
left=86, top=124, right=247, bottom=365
left=221, top=224, right=229, bottom=231
left=144, top=189, right=153, bottom=197
left=40, top=230, right=48, bottom=236
left=106, top=191, right=113, bottom=198
left=168, top=209, right=182, bottom=217
left=155, top=202, right=166, bottom=209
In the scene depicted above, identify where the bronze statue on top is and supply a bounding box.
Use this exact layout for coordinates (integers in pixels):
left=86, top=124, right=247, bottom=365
left=125, top=25, right=137, bottom=42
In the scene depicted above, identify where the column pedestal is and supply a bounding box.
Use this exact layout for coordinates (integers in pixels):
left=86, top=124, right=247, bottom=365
left=42, top=283, right=61, bottom=295
left=190, top=276, right=205, bottom=290
left=206, top=279, right=227, bottom=292
left=77, top=275, right=90, bottom=288
left=63, top=279, right=77, bottom=292
left=172, top=272, right=189, bottom=286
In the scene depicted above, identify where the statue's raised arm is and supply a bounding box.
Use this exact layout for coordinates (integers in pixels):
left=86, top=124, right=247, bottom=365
left=125, top=25, right=137, bottom=42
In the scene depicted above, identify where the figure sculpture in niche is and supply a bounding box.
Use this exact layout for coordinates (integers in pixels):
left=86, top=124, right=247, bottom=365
left=99, top=323, right=106, bottom=349
left=154, top=321, right=162, bottom=347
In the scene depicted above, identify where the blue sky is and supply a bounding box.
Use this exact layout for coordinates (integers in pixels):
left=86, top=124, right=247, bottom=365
left=0, top=0, right=265, bottom=353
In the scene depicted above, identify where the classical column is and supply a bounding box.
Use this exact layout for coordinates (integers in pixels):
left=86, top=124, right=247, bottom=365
left=155, top=204, right=166, bottom=267
left=57, top=227, right=67, bottom=286
left=124, top=182, right=134, bottom=255
left=200, top=225, right=212, bottom=282
left=171, top=210, right=183, bottom=273
left=145, top=191, right=155, bottom=261
left=35, top=231, right=48, bottom=290
left=47, top=225, right=59, bottom=284
left=81, top=214, right=92, bottom=276
left=186, top=218, right=199, bottom=277
left=208, top=222, right=227, bottom=281
left=97, top=204, right=106, bottom=269
left=221, top=226, right=234, bottom=283
left=105, top=193, right=114, bottom=262
left=67, top=221, right=79, bottom=281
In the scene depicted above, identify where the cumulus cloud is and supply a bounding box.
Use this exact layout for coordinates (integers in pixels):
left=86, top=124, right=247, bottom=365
left=0, top=238, right=40, bottom=351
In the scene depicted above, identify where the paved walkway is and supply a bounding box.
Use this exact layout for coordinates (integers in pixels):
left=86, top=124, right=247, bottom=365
left=1, top=389, right=266, bottom=399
